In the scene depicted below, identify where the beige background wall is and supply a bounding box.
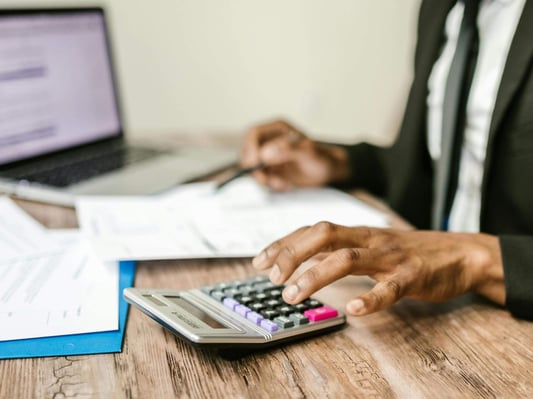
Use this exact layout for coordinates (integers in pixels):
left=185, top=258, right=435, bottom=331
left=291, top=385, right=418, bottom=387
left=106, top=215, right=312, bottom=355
left=0, top=0, right=421, bottom=144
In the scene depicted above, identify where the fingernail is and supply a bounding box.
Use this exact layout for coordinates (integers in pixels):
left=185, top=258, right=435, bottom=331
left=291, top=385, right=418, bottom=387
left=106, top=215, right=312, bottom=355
left=269, top=264, right=281, bottom=283
left=252, top=251, right=266, bottom=269
left=283, top=284, right=299, bottom=302
left=347, top=299, right=365, bottom=315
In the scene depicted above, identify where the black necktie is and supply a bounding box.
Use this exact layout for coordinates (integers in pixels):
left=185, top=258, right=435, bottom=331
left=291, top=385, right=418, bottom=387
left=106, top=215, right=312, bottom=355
left=432, top=0, right=480, bottom=230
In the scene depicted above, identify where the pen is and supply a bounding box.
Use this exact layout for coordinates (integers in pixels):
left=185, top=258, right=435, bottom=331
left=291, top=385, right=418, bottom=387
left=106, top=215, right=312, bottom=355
left=215, top=163, right=265, bottom=191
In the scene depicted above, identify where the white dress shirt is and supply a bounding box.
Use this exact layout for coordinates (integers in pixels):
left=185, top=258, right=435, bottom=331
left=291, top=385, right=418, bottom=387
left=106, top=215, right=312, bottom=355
left=426, top=0, right=525, bottom=232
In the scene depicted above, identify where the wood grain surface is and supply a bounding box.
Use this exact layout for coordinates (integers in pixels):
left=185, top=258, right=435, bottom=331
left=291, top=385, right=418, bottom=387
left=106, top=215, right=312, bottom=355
left=1, top=194, right=532, bottom=399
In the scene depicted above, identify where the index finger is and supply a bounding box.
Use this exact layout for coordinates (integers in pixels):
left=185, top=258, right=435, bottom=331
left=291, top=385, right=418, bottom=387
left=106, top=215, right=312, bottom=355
left=252, top=223, right=381, bottom=274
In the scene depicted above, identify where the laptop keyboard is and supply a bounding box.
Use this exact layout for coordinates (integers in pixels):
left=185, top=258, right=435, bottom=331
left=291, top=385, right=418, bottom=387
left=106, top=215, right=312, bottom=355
left=9, top=146, right=163, bottom=188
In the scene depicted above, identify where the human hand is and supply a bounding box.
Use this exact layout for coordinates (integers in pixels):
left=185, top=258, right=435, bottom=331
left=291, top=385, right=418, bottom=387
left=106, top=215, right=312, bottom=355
left=241, top=120, right=350, bottom=191
left=252, top=223, right=505, bottom=316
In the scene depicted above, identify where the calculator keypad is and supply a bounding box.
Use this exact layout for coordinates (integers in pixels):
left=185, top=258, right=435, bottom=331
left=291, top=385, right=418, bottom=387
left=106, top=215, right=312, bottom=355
left=202, top=275, right=338, bottom=334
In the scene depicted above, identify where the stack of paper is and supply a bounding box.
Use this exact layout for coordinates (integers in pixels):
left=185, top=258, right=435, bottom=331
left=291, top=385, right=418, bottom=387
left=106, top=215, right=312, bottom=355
left=0, top=197, right=134, bottom=359
left=76, top=177, right=389, bottom=261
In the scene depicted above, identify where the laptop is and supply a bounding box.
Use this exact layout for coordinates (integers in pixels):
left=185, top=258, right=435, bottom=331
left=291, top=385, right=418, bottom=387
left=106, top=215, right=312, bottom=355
left=0, top=7, right=237, bottom=206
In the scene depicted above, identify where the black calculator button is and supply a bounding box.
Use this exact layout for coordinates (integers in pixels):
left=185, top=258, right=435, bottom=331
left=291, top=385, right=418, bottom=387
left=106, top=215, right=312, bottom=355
left=274, top=316, right=294, bottom=329
left=277, top=305, right=295, bottom=316
left=269, top=289, right=283, bottom=298
left=254, top=293, right=268, bottom=302
left=294, top=303, right=309, bottom=312
left=305, top=299, right=322, bottom=309
left=289, top=313, right=309, bottom=325
left=211, top=291, right=225, bottom=302
left=239, top=296, right=254, bottom=306
left=261, top=309, right=280, bottom=320
left=265, top=299, right=282, bottom=308
left=250, top=302, right=267, bottom=312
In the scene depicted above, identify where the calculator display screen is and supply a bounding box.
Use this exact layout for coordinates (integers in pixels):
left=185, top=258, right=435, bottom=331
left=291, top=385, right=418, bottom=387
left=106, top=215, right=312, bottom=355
left=164, top=296, right=228, bottom=329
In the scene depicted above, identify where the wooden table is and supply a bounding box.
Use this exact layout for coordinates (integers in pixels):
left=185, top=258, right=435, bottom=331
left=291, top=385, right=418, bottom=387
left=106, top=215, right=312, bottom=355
left=1, top=190, right=532, bottom=398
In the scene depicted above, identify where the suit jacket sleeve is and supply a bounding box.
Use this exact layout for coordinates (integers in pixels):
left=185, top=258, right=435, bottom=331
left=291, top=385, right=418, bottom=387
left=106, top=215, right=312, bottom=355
left=336, top=143, right=387, bottom=197
left=500, top=237, right=533, bottom=320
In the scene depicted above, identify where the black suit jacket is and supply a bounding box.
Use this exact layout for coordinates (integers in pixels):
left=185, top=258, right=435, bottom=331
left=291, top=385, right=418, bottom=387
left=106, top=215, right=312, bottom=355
left=342, top=0, right=533, bottom=320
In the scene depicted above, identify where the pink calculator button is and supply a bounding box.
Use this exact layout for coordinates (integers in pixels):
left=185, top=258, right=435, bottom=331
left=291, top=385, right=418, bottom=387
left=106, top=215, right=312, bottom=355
left=304, top=306, right=338, bottom=322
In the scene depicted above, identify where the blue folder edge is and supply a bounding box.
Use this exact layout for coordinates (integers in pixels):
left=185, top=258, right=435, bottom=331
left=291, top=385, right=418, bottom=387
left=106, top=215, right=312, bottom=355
left=0, top=260, right=136, bottom=360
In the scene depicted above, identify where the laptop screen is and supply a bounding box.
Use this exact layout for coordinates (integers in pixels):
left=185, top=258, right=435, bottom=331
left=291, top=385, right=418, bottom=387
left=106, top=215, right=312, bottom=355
left=0, top=10, right=121, bottom=166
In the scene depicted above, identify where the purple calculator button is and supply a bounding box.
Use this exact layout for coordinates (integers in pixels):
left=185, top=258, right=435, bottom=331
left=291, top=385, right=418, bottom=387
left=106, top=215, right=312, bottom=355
left=260, top=319, right=278, bottom=333
left=235, top=304, right=251, bottom=318
left=223, top=297, right=239, bottom=310
left=246, top=311, right=263, bottom=325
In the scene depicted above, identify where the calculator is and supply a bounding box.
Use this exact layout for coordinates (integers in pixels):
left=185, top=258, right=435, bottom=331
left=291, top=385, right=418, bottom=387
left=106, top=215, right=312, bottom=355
left=124, top=275, right=345, bottom=354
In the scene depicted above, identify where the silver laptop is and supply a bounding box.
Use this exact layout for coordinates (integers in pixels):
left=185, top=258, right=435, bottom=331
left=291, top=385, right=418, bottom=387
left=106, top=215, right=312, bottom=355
left=0, top=8, right=237, bottom=206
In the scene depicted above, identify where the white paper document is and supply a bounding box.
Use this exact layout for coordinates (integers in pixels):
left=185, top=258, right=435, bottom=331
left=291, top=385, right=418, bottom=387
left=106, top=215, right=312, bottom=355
left=0, top=198, right=119, bottom=342
left=0, top=197, right=55, bottom=260
left=77, top=178, right=389, bottom=261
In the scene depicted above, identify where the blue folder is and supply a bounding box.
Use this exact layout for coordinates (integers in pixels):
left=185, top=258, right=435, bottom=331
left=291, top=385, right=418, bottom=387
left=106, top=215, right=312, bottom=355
left=0, top=261, right=136, bottom=360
